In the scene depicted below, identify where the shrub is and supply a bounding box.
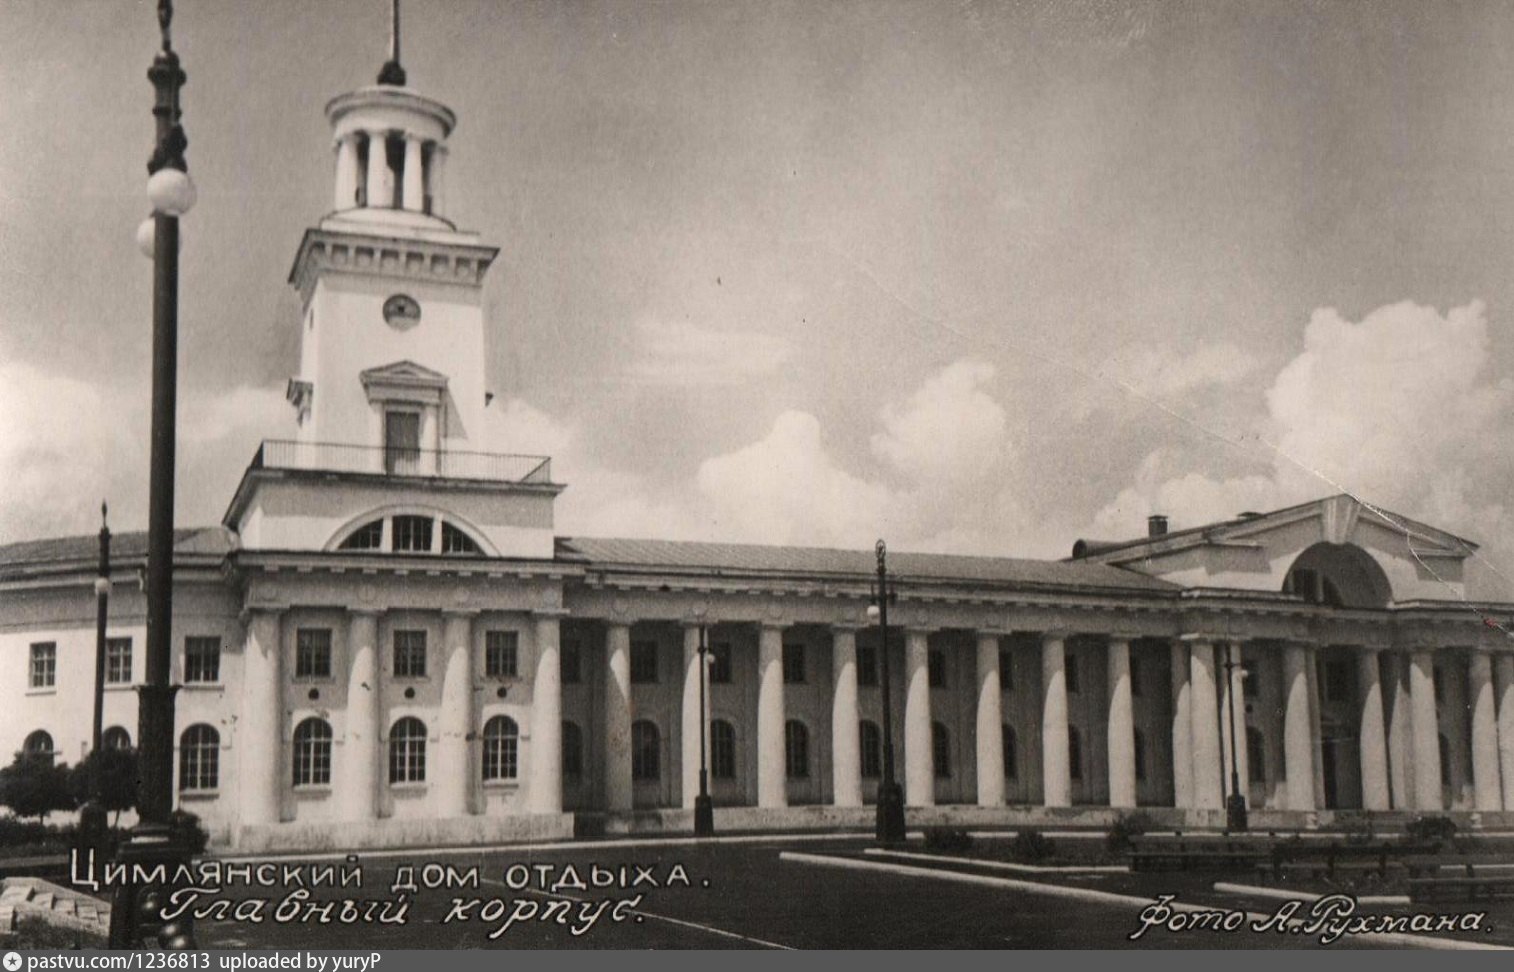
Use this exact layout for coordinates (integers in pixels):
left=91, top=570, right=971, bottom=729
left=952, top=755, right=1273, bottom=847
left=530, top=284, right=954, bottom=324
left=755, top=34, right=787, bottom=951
left=1009, top=829, right=1054, bottom=864
left=171, top=809, right=209, bottom=856
left=922, top=827, right=973, bottom=853
left=0, top=753, right=75, bottom=822
left=1106, top=811, right=1154, bottom=855
left=1405, top=815, right=1458, bottom=845
left=68, top=748, right=139, bottom=825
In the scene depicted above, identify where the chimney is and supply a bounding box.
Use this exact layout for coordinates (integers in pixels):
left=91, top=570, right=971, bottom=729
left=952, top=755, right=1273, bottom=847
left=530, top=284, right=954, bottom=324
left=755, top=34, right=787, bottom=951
left=1148, top=514, right=1168, bottom=538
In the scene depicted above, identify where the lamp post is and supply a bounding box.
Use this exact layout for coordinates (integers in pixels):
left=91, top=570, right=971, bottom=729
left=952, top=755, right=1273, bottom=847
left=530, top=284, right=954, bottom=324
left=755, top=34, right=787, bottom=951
left=868, top=540, right=907, bottom=845
left=1223, top=644, right=1249, bottom=833
left=693, top=625, right=714, bottom=837
left=77, top=505, right=112, bottom=859
left=109, top=0, right=197, bottom=950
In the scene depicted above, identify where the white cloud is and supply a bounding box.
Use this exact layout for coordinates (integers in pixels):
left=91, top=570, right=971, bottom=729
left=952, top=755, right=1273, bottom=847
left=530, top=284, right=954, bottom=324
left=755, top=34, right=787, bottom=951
left=872, top=359, right=1009, bottom=485
left=622, top=318, right=792, bottom=387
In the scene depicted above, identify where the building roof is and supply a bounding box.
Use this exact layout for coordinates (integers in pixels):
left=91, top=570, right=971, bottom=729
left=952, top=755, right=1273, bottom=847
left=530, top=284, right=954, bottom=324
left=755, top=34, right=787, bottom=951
left=0, top=527, right=236, bottom=572
left=556, top=536, right=1177, bottom=593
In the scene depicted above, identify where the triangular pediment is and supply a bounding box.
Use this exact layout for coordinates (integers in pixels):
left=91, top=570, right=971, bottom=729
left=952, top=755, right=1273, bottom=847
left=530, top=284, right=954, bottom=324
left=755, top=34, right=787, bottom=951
left=360, top=359, right=449, bottom=389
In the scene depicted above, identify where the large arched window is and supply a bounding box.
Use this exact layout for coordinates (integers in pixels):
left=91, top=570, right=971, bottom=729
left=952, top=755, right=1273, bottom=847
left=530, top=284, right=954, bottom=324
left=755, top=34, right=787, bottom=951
left=482, top=716, right=519, bottom=781
left=102, top=726, right=132, bottom=752
left=1002, top=724, right=1017, bottom=779
left=632, top=721, right=660, bottom=781
left=785, top=720, right=809, bottom=779
left=932, top=722, right=951, bottom=778
left=22, top=731, right=53, bottom=761
left=293, top=718, right=333, bottom=787
left=179, top=724, right=219, bottom=791
left=389, top=717, right=427, bottom=784
left=859, top=721, right=882, bottom=779
left=710, top=720, right=736, bottom=780
left=562, top=721, right=583, bottom=778
left=1282, top=543, right=1392, bottom=608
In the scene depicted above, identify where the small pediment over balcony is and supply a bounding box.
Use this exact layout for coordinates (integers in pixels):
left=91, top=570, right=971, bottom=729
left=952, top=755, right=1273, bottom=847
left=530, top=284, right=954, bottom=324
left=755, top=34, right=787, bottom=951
left=361, top=360, right=448, bottom=406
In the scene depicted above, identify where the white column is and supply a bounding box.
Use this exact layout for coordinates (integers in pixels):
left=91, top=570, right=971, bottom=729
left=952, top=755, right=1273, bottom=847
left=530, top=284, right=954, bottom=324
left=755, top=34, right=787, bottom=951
left=334, top=135, right=359, bottom=211
left=831, top=626, right=862, bottom=808
left=680, top=623, right=707, bottom=810
left=402, top=135, right=424, bottom=212
left=430, top=144, right=448, bottom=217
left=1041, top=633, right=1070, bottom=808
left=1470, top=650, right=1502, bottom=811
left=1107, top=636, right=1136, bottom=809
left=341, top=610, right=380, bottom=821
left=1386, top=651, right=1415, bottom=809
left=757, top=624, right=787, bottom=808
left=528, top=613, right=563, bottom=813
left=365, top=130, right=392, bottom=207
left=1498, top=653, right=1514, bottom=812
left=239, top=608, right=283, bottom=827
left=1410, top=649, right=1443, bottom=811
left=1219, top=643, right=1248, bottom=805
left=1358, top=647, right=1391, bottom=811
left=1170, top=640, right=1193, bottom=808
left=976, top=632, right=1006, bottom=807
left=436, top=612, right=475, bottom=816
left=1188, top=639, right=1222, bottom=810
left=604, top=623, right=633, bottom=813
left=904, top=628, right=934, bottom=807
left=1282, top=642, right=1315, bottom=812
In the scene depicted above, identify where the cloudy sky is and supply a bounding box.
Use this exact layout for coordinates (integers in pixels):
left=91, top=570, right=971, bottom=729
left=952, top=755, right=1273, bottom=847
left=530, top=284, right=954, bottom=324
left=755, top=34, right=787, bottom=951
left=5, top=0, right=1514, bottom=597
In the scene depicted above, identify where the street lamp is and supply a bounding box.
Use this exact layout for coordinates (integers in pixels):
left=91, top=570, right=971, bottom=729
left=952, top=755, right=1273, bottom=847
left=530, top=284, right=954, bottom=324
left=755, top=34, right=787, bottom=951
left=108, top=0, right=197, bottom=950
left=694, top=626, right=714, bottom=837
left=868, top=540, right=907, bottom=845
left=77, top=505, right=112, bottom=860
left=1223, top=643, right=1249, bottom=833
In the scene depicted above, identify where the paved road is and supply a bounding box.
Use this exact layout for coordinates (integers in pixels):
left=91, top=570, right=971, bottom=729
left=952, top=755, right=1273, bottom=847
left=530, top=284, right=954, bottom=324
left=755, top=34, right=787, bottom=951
left=187, top=837, right=1455, bottom=949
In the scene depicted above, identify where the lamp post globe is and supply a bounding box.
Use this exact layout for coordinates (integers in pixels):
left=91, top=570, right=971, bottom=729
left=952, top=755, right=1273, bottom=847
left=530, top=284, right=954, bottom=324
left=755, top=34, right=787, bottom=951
left=147, top=167, right=196, bottom=215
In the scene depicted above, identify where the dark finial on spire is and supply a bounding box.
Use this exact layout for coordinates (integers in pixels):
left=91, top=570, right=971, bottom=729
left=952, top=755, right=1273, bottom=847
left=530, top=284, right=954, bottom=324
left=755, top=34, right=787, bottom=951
left=157, top=0, right=173, bottom=52
left=377, top=0, right=407, bottom=86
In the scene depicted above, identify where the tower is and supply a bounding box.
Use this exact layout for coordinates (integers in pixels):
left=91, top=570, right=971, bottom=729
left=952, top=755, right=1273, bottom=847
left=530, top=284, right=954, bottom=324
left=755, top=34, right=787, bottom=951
left=225, top=12, right=560, bottom=558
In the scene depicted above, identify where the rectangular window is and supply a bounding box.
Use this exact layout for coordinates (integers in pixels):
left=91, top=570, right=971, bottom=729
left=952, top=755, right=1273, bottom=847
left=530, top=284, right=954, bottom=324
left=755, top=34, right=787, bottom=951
left=184, top=636, right=221, bottom=684
left=391, top=515, right=433, bottom=553
left=105, top=637, right=132, bottom=684
left=295, top=628, right=333, bottom=679
left=928, top=649, right=946, bottom=689
left=630, top=640, right=658, bottom=683
left=782, top=643, right=805, bottom=684
left=393, top=629, right=428, bottom=678
left=709, top=642, right=733, bottom=684
left=384, top=410, right=422, bottom=475
left=561, top=639, right=582, bottom=684
left=998, top=648, right=1014, bottom=692
left=28, top=643, right=55, bottom=689
left=856, top=644, right=879, bottom=687
left=484, top=630, right=519, bottom=678
left=1064, top=651, right=1080, bottom=694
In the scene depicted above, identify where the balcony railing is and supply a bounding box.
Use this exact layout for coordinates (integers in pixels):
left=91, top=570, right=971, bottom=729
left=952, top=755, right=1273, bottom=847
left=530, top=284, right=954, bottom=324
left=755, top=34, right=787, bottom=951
left=253, top=439, right=553, bottom=485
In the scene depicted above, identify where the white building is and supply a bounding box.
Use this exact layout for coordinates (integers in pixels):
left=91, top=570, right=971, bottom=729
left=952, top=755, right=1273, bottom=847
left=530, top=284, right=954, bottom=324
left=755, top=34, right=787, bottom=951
left=4, top=50, right=1514, bottom=852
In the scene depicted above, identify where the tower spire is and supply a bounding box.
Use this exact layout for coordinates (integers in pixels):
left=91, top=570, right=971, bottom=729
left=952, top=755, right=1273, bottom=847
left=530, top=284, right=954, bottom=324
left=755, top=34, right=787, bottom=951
left=377, top=0, right=406, bottom=86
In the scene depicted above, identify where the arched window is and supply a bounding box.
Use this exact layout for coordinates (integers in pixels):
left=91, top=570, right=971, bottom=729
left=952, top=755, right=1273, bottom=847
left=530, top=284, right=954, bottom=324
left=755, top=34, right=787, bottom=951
left=1002, top=724, right=1017, bottom=779
left=785, top=720, right=809, bottom=779
left=859, top=721, right=882, bottom=779
left=441, top=522, right=482, bottom=555
left=102, top=726, right=132, bottom=752
left=22, top=731, right=53, bottom=761
left=391, top=515, right=433, bottom=553
left=632, top=721, right=660, bottom=781
left=338, top=519, right=384, bottom=551
left=562, top=721, right=583, bottom=778
left=932, top=722, right=951, bottom=778
left=179, top=724, right=219, bottom=791
left=1068, top=726, right=1083, bottom=781
left=1246, top=726, right=1265, bottom=784
left=482, top=716, right=519, bottom=781
left=1439, top=733, right=1452, bottom=788
left=389, top=717, right=427, bottom=784
left=710, top=720, right=736, bottom=780
left=293, top=718, right=333, bottom=787
left=1133, top=728, right=1147, bottom=782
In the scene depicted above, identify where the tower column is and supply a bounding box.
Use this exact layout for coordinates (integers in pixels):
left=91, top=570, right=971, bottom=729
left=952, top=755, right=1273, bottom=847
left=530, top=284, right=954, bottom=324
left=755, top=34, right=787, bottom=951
left=831, top=626, right=862, bottom=808
left=904, top=628, right=934, bottom=806
left=1041, top=632, right=1070, bottom=808
left=756, top=624, right=788, bottom=808
left=604, top=622, right=633, bottom=813
left=1170, top=640, right=1193, bottom=808
left=1188, top=638, right=1223, bottom=810
left=1107, top=636, right=1136, bottom=809
left=341, top=610, right=381, bottom=821
left=436, top=611, right=476, bottom=816
left=528, top=612, right=563, bottom=813
left=1358, top=647, right=1391, bottom=812
left=402, top=135, right=425, bottom=212
left=334, top=134, right=360, bottom=211
left=1470, top=649, right=1503, bottom=811
left=365, top=130, right=392, bottom=208
left=239, top=607, right=284, bottom=827
left=1386, top=651, right=1415, bottom=809
left=430, top=144, right=448, bottom=217
left=1282, top=641, right=1316, bottom=812
left=1498, top=653, right=1514, bottom=812
left=1410, top=649, right=1443, bottom=811
left=975, top=632, right=1006, bottom=807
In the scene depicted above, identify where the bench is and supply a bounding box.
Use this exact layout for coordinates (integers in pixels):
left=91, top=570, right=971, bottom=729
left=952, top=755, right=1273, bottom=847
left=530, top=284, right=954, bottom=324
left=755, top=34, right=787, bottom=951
left=1128, top=838, right=1272, bottom=872
left=1255, top=842, right=1440, bottom=882
left=1408, top=874, right=1514, bottom=904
